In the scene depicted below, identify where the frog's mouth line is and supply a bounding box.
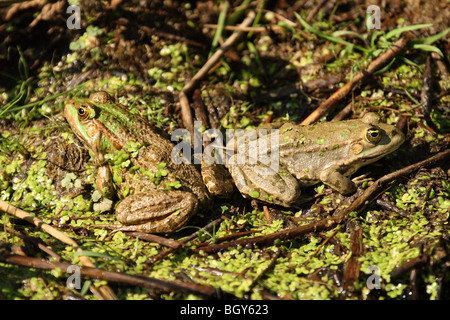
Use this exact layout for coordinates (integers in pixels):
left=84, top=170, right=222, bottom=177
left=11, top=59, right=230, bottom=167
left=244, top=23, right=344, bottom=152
left=358, top=154, right=386, bottom=164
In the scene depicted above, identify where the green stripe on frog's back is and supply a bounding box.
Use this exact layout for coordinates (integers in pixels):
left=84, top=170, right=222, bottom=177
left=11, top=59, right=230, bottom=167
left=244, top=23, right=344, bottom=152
left=88, top=100, right=171, bottom=155
left=94, top=101, right=138, bottom=133
left=91, top=101, right=147, bottom=148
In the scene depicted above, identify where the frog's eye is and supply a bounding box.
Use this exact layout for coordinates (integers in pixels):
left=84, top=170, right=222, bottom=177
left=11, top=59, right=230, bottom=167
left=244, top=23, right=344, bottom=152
left=365, top=127, right=381, bottom=143
left=78, top=104, right=90, bottom=120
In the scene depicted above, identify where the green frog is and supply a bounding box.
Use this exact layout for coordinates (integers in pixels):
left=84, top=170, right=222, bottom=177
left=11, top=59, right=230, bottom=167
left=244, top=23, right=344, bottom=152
left=64, top=92, right=220, bottom=233
left=65, top=92, right=404, bottom=233
left=225, top=112, right=405, bottom=206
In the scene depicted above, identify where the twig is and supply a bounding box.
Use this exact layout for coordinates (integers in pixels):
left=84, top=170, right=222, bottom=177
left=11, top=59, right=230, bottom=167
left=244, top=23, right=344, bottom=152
left=193, top=215, right=338, bottom=254
left=2, top=223, right=63, bottom=261
left=192, top=149, right=450, bottom=254
left=244, top=248, right=282, bottom=295
left=0, top=249, right=229, bottom=299
left=203, top=24, right=284, bottom=33
left=146, top=217, right=223, bottom=264
left=116, top=18, right=206, bottom=49
left=192, top=265, right=243, bottom=277
left=301, top=34, right=413, bottom=125
left=196, top=229, right=260, bottom=247
left=124, top=232, right=182, bottom=249
left=0, top=200, right=117, bottom=300
left=331, top=100, right=355, bottom=121
left=421, top=55, right=438, bottom=132
left=179, top=11, right=256, bottom=135
left=263, top=206, right=271, bottom=224
left=192, top=88, right=210, bottom=127
left=333, top=149, right=449, bottom=222
left=302, top=227, right=339, bottom=267
left=376, top=198, right=410, bottom=217
left=391, top=249, right=447, bottom=281
left=1, top=223, right=114, bottom=300
left=262, top=9, right=296, bottom=27
left=431, top=51, right=449, bottom=81
left=396, top=114, right=409, bottom=133
left=306, top=0, right=331, bottom=22
left=341, top=222, right=363, bottom=292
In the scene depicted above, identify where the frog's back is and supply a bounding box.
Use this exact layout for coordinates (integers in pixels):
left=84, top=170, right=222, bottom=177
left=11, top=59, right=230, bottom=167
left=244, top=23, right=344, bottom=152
left=135, top=120, right=212, bottom=209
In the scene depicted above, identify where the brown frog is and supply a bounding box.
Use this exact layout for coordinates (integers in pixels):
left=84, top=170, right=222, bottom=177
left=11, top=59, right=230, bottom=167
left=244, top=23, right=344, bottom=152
left=64, top=92, right=218, bottom=233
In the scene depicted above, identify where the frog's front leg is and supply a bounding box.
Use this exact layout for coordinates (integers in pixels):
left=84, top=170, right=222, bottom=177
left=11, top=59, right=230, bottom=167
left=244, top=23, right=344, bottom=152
left=319, top=167, right=357, bottom=195
left=227, top=154, right=300, bottom=206
left=115, top=190, right=198, bottom=233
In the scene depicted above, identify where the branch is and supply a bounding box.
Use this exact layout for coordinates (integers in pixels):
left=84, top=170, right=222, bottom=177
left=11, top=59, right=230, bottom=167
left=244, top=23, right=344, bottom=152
left=179, top=11, right=256, bottom=134
left=0, top=200, right=117, bottom=300
left=301, top=34, right=413, bottom=125
left=0, top=249, right=229, bottom=299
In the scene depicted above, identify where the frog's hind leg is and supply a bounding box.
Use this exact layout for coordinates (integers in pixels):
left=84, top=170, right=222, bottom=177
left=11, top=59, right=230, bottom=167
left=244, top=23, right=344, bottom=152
left=227, top=155, right=300, bottom=206
left=115, top=190, right=198, bottom=233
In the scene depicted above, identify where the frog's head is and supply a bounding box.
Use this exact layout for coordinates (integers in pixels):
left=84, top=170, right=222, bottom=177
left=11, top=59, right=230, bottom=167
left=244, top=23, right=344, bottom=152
left=64, top=92, right=122, bottom=158
left=65, top=99, right=100, bottom=153
left=350, top=112, right=405, bottom=165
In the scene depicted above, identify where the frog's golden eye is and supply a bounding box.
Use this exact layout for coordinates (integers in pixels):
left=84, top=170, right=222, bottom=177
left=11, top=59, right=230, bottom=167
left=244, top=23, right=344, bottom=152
left=365, top=127, right=381, bottom=143
left=78, top=104, right=90, bottom=120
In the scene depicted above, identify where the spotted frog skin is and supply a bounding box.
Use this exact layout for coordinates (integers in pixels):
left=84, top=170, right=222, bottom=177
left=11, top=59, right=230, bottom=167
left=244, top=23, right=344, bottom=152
left=64, top=92, right=216, bottom=233
left=225, top=113, right=405, bottom=206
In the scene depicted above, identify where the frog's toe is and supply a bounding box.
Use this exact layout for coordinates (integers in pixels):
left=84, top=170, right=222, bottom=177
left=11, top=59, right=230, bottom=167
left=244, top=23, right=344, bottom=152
left=351, top=173, right=374, bottom=186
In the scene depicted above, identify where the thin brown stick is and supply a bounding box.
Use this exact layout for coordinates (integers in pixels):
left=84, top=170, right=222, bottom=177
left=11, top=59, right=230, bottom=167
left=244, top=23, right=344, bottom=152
left=116, top=18, right=205, bottom=49
left=302, top=227, right=339, bottom=267
left=179, top=11, right=256, bottom=134
left=193, top=149, right=450, bottom=254
left=196, top=229, right=260, bottom=247
left=124, top=232, right=182, bottom=249
left=342, top=222, right=363, bottom=291
left=146, top=217, right=224, bottom=264
left=376, top=198, right=410, bottom=217
left=421, top=55, right=437, bottom=132
left=2, top=223, right=63, bottom=261
left=431, top=51, right=449, bottom=80
left=0, top=250, right=229, bottom=299
left=332, top=100, right=354, bottom=121
left=1, top=224, right=109, bottom=300
left=0, top=200, right=117, bottom=300
left=390, top=249, right=447, bottom=281
left=203, top=24, right=284, bottom=33
left=262, top=9, right=296, bottom=27
left=301, top=34, right=413, bottom=125
left=192, top=88, right=210, bottom=127
left=245, top=248, right=282, bottom=294
left=193, top=215, right=337, bottom=254
left=306, top=0, right=331, bottom=22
